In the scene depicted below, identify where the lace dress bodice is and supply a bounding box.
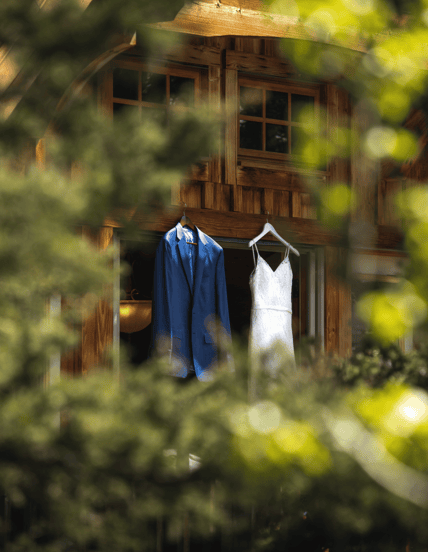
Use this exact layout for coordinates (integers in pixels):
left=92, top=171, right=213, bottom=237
left=248, top=243, right=295, bottom=380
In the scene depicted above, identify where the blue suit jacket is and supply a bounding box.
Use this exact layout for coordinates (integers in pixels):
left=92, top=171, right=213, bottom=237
left=151, top=223, right=232, bottom=380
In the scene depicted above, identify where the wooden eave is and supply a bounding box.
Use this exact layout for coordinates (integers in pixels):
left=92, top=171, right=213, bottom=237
left=147, top=0, right=367, bottom=52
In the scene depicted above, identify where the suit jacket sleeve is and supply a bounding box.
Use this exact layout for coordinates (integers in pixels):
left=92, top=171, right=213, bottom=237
left=150, top=238, right=172, bottom=359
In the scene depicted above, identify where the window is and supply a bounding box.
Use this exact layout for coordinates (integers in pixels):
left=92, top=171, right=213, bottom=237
left=238, top=77, right=319, bottom=159
left=112, top=61, right=200, bottom=121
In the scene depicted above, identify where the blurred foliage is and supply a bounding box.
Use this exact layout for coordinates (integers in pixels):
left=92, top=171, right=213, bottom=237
left=2, top=0, right=428, bottom=551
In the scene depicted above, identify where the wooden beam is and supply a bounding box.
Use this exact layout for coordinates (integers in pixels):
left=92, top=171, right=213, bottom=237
left=104, top=208, right=404, bottom=249
left=226, top=51, right=297, bottom=77
left=142, top=43, right=221, bottom=67
left=237, top=165, right=323, bottom=191
left=104, top=207, right=334, bottom=245
left=239, top=156, right=329, bottom=177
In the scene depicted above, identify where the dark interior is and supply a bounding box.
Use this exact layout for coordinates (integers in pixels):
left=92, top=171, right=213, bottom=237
left=120, top=237, right=304, bottom=367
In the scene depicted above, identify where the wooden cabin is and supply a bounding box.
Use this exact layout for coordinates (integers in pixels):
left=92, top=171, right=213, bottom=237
left=2, top=0, right=422, bottom=378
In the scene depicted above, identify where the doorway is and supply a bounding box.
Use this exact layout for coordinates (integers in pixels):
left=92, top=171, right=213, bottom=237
left=117, top=234, right=323, bottom=366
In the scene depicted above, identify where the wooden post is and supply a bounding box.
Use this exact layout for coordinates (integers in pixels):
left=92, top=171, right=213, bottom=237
left=209, top=64, right=221, bottom=185
left=325, top=246, right=352, bottom=357
left=225, top=67, right=240, bottom=210
left=350, top=100, right=379, bottom=249
left=81, top=226, right=114, bottom=375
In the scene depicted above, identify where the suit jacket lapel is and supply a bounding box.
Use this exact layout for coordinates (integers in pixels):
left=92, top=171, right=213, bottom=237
left=176, top=224, right=193, bottom=294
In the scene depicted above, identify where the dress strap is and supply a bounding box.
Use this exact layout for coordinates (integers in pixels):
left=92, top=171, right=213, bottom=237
left=284, top=245, right=290, bottom=260
left=251, top=243, right=260, bottom=267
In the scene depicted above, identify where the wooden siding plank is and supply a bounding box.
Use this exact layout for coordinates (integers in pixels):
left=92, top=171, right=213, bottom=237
left=203, top=181, right=215, bottom=210
left=242, top=186, right=253, bottom=214
left=325, top=246, right=339, bottom=353
left=338, top=262, right=352, bottom=358
left=276, top=190, right=290, bottom=217
left=253, top=187, right=262, bottom=214
left=225, top=68, right=238, bottom=188
left=263, top=188, right=274, bottom=216
left=180, top=181, right=202, bottom=209
left=263, top=38, right=278, bottom=57
left=226, top=51, right=297, bottom=77
left=236, top=37, right=261, bottom=53
left=233, top=185, right=243, bottom=212
left=325, top=245, right=353, bottom=357
left=325, top=84, right=351, bottom=185
left=209, top=65, right=221, bottom=183
left=291, top=191, right=301, bottom=218
left=216, top=183, right=232, bottom=212
left=301, top=192, right=316, bottom=219
left=351, top=101, right=379, bottom=227
left=188, top=160, right=209, bottom=182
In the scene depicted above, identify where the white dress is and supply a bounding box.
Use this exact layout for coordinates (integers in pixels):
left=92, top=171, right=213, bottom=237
left=248, top=243, right=295, bottom=384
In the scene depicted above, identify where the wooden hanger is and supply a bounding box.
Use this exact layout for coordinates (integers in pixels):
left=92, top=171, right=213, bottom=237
left=180, top=203, right=197, bottom=245
left=248, top=212, right=300, bottom=256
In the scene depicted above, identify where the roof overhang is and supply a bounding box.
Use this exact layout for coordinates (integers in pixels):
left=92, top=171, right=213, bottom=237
left=148, top=0, right=366, bottom=52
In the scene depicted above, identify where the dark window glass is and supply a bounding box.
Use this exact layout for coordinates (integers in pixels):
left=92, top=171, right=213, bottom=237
left=113, top=68, right=139, bottom=100
left=170, top=76, right=194, bottom=107
left=113, top=102, right=139, bottom=118
left=291, top=94, right=314, bottom=122
left=240, top=120, right=263, bottom=150
left=266, top=90, right=288, bottom=121
left=266, top=124, right=289, bottom=154
left=141, top=72, right=166, bottom=104
left=240, top=87, right=263, bottom=117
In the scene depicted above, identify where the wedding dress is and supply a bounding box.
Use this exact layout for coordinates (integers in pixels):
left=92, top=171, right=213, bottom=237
left=248, top=243, right=295, bottom=381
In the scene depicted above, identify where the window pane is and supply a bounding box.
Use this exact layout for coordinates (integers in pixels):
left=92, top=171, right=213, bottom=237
left=266, top=90, right=288, bottom=121
left=266, top=124, right=289, bottom=154
left=240, top=120, right=263, bottom=150
left=141, top=72, right=166, bottom=104
left=240, top=87, right=263, bottom=117
left=170, top=76, right=194, bottom=107
left=113, top=102, right=139, bottom=119
left=291, top=94, right=314, bottom=122
left=113, top=68, right=139, bottom=100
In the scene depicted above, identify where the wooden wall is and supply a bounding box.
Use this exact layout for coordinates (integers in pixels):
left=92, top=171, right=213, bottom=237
left=63, top=34, right=428, bottom=371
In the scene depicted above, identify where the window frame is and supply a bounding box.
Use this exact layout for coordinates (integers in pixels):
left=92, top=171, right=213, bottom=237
left=237, top=75, right=320, bottom=161
left=111, top=59, right=202, bottom=117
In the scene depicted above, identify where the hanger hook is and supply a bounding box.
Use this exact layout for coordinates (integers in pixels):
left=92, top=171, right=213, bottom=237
left=266, top=211, right=269, bottom=223
left=183, top=202, right=187, bottom=216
